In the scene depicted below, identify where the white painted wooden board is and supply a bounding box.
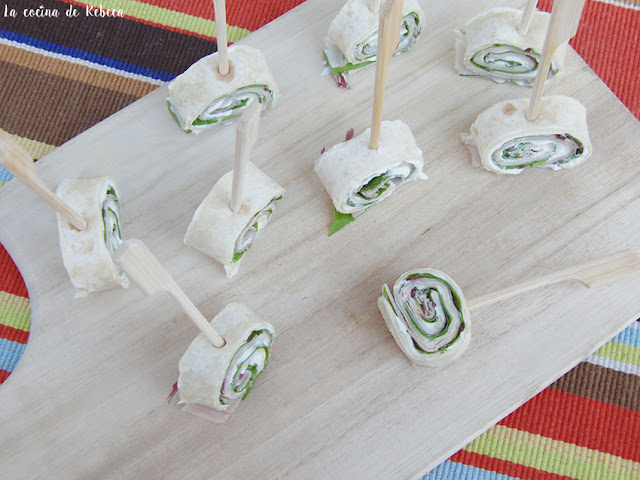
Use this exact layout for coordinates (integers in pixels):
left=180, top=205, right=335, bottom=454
left=1, top=0, right=639, bottom=478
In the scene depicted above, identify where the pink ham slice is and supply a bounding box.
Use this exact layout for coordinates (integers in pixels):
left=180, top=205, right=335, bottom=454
left=181, top=400, right=240, bottom=423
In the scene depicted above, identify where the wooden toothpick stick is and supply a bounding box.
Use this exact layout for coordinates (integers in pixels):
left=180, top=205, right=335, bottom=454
left=467, top=250, right=640, bottom=310
left=212, top=0, right=229, bottom=76
left=570, top=0, right=587, bottom=37
left=113, top=239, right=226, bottom=348
left=518, top=0, right=538, bottom=36
left=230, top=101, right=261, bottom=213
left=0, top=129, right=88, bottom=231
left=527, top=0, right=586, bottom=121
left=369, top=0, right=402, bottom=150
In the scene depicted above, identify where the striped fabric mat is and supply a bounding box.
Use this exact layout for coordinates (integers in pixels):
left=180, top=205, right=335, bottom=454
left=0, top=0, right=638, bottom=478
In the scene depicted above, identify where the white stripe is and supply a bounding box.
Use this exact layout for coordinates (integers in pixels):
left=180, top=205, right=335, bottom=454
left=595, top=0, right=640, bottom=11
left=0, top=37, right=164, bottom=86
left=586, top=354, right=640, bottom=376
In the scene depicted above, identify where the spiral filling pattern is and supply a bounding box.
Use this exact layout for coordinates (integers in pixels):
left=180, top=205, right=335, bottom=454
left=394, top=273, right=466, bottom=354
left=469, top=44, right=558, bottom=84
left=353, top=13, right=421, bottom=63
left=220, top=329, right=273, bottom=405
left=491, top=133, right=584, bottom=171
left=232, top=197, right=279, bottom=263
left=345, top=164, right=414, bottom=209
left=195, top=85, right=275, bottom=126
left=102, top=186, right=125, bottom=278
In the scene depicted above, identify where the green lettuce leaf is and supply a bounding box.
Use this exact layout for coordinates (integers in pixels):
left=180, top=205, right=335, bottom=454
left=329, top=209, right=356, bottom=236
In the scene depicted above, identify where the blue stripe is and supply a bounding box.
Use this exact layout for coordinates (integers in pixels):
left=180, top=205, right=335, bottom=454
left=0, top=29, right=174, bottom=82
left=0, top=166, right=14, bottom=184
left=0, top=338, right=27, bottom=373
left=611, top=322, right=640, bottom=348
left=422, top=460, right=523, bottom=480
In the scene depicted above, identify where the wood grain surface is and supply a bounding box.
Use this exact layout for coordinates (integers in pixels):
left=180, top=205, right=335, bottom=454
left=1, top=1, right=640, bottom=478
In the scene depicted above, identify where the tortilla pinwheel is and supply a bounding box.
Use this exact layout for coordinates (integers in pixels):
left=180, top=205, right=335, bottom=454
left=455, top=7, right=565, bottom=86
left=167, top=45, right=279, bottom=134
left=184, top=162, right=284, bottom=277
left=56, top=177, right=129, bottom=297
left=324, top=0, right=424, bottom=87
left=378, top=268, right=470, bottom=366
left=461, top=95, right=592, bottom=174
left=177, top=302, right=275, bottom=423
left=314, top=120, right=427, bottom=234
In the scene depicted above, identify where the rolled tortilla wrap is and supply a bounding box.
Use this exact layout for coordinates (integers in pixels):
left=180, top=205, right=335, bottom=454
left=184, top=162, right=285, bottom=278
left=455, top=7, right=566, bottom=86
left=378, top=269, right=470, bottom=367
left=167, top=45, right=279, bottom=134
left=324, top=0, right=424, bottom=84
left=314, top=120, right=426, bottom=219
left=56, top=177, right=128, bottom=298
left=178, top=302, right=275, bottom=419
left=461, top=95, right=592, bottom=174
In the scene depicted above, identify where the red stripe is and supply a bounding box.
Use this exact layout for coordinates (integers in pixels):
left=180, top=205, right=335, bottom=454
left=132, top=0, right=307, bottom=32
left=539, top=0, right=640, bottom=120
left=498, top=388, right=640, bottom=462
left=0, top=324, right=29, bottom=344
left=58, top=0, right=217, bottom=41
left=0, top=369, right=10, bottom=383
left=58, top=0, right=307, bottom=38
left=450, top=450, right=574, bottom=480
left=0, top=245, right=28, bottom=298
left=110, top=14, right=217, bottom=42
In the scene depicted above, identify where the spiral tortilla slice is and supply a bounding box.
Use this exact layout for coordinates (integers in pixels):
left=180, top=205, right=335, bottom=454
left=56, top=177, right=128, bottom=298
left=177, top=302, right=275, bottom=422
left=461, top=95, right=592, bottom=175
left=323, top=0, right=424, bottom=87
left=378, top=269, right=470, bottom=366
left=314, top=120, right=426, bottom=233
left=455, top=7, right=565, bottom=86
left=184, top=162, right=285, bottom=277
left=167, top=45, right=279, bottom=134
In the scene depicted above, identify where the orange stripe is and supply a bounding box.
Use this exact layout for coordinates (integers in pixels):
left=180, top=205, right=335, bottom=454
left=0, top=44, right=157, bottom=98
left=0, top=369, right=9, bottom=383
left=499, top=388, right=640, bottom=462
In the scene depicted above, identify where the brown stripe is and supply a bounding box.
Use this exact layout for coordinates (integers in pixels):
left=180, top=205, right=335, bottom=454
left=2, top=0, right=216, bottom=77
left=0, top=44, right=157, bottom=98
left=550, top=362, right=640, bottom=412
left=0, top=61, right=139, bottom=146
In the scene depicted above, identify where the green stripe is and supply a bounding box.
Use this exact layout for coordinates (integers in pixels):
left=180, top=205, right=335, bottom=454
left=593, top=340, right=640, bottom=368
left=5, top=133, right=56, bottom=160
left=0, top=292, right=31, bottom=332
left=466, top=426, right=640, bottom=480
left=73, top=0, right=251, bottom=42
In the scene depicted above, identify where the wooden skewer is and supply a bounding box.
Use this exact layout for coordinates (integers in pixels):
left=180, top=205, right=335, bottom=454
left=230, top=101, right=261, bottom=213
left=570, top=0, right=587, bottom=37
left=369, top=0, right=402, bottom=150
left=527, top=0, right=586, bottom=121
left=371, top=0, right=382, bottom=13
left=518, top=0, right=538, bottom=36
left=0, top=129, right=88, bottom=231
left=467, top=250, right=640, bottom=310
left=212, top=0, right=229, bottom=76
left=113, top=239, right=226, bottom=348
